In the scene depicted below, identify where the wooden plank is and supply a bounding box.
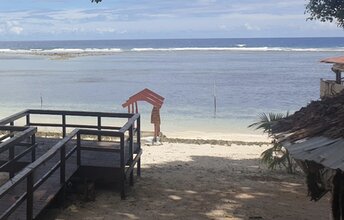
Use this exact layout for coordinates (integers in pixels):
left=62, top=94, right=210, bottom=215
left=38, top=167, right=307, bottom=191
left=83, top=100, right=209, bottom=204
left=0, top=110, right=28, bottom=125
left=125, top=149, right=142, bottom=179
left=79, top=129, right=123, bottom=137
left=120, top=114, right=140, bottom=133
left=0, top=126, right=28, bottom=132
left=0, top=133, right=15, bottom=142
left=27, top=173, right=33, bottom=220
left=27, top=109, right=133, bottom=119
left=29, top=122, right=62, bottom=127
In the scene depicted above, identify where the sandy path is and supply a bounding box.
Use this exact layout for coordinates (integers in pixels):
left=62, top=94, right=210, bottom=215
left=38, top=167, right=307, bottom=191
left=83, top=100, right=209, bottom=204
left=39, top=143, right=330, bottom=220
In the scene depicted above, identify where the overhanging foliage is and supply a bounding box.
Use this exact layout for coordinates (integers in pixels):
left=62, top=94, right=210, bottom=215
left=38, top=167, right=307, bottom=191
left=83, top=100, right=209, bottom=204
left=306, top=0, right=344, bottom=28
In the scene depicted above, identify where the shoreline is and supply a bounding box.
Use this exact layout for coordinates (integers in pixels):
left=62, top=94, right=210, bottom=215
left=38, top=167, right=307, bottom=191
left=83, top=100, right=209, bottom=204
left=34, top=130, right=270, bottom=146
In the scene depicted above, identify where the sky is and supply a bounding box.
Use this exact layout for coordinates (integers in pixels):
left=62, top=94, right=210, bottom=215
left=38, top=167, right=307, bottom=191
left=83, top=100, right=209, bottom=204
left=0, top=0, right=343, bottom=41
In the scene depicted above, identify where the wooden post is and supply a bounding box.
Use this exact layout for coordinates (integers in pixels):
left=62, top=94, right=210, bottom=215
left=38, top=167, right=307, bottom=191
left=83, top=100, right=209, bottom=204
left=213, top=80, right=217, bottom=118
left=10, top=122, right=14, bottom=138
left=62, top=115, right=66, bottom=138
left=137, top=116, right=141, bottom=177
left=336, top=70, right=342, bottom=84
left=77, top=133, right=81, bottom=166
left=131, top=103, right=134, bottom=114
left=129, top=126, right=134, bottom=186
left=26, top=114, right=30, bottom=126
left=135, top=102, right=138, bottom=113
left=60, top=145, right=65, bottom=184
left=9, top=121, right=15, bottom=178
left=120, top=134, right=125, bottom=199
left=97, top=116, right=101, bottom=141
left=60, top=144, right=66, bottom=204
left=31, top=134, right=36, bottom=162
left=27, top=114, right=31, bottom=148
left=26, top=173, right=34, bottom=220
left=9, top=146, right=14, bottom=178
left=97, top=116, right=102, bottom=141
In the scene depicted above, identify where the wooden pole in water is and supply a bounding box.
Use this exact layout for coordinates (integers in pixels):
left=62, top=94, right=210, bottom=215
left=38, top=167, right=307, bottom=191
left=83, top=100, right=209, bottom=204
left=40, top=94, right=43, bottom=109
left=213, top=80, right=217, bottom=118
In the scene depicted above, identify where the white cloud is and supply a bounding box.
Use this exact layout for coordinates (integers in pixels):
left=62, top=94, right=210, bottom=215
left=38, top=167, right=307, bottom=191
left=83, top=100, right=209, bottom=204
left=244, top=23, right=261, bottom=31
left=197, top=0, right=217, bottom=5
left=219, top=24, right=227, bottom=30
left=10, top=26, right=23, bottom=34
left=96, top=27, right=115, bottom=33
left=0, top=21, right=24, bottom=35
left=45, top=9, right=103, bottom=21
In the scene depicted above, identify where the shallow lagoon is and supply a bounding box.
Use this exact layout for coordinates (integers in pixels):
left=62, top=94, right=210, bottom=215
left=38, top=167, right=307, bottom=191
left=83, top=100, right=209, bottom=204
left=0, top=48, right=342, bottom=137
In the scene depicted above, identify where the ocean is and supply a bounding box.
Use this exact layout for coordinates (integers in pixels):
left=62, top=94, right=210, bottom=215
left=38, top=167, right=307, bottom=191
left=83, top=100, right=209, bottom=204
left=0, top=37, right=343, bottom=138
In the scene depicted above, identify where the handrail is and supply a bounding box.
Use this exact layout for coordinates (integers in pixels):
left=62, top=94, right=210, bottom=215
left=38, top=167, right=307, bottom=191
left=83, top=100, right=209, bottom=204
left=120, top=114, right=140, bottom=133
left=3, top=109, right=137, bottom=138
left=0, top=128, right=129, bottom=199
left=0, top=110, right=141, bottom=219
left=0, top=129, right=78, bottom=199
left=27, top=109, right=134, bottom=118
left=29, top=122, right=121, bottom=130
left=0, top=125, right=30, bottom=132
left=0, top=127, right=36, bottom=154
left=0, top=110, right=28, bottom=125
left=0, top=143, right=38, bottom=172
left=79, top=129, right=124, bottom=137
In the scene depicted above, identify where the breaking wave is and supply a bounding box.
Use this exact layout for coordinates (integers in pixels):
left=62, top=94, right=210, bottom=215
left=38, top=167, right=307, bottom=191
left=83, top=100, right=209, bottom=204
left=130, top=47, right=344, bottom=52
left=0, top=46, right=344, bottom=55
left=0, top=48, right=123, bottom=54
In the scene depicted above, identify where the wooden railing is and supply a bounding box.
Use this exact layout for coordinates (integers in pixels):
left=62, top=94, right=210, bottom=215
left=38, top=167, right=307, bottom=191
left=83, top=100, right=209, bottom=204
left=0, top=109, right=137, bottom=139
left=0, top=126, right=37, bottom=178
left=0, top=109, right=141, bottom=220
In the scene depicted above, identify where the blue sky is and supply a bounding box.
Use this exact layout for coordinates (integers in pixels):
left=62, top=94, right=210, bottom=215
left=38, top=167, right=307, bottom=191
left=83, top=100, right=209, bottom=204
left=0, top=0, right=343, bottom=40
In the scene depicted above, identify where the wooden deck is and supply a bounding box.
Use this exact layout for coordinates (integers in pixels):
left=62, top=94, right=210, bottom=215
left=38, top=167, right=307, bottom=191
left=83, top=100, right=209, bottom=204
left=0, top=109, right=142, bottom=220
left=0, top=138, right=140, bottom=219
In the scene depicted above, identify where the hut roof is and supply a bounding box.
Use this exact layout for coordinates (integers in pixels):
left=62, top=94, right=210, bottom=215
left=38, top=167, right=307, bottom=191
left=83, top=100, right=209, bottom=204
left=321, top=56, right=344, bottom=64
left=321, top=56, right=344, bottom=72
left=122, top=88, right=164, bottom=108
left=272, top=90, right=344, bottom=170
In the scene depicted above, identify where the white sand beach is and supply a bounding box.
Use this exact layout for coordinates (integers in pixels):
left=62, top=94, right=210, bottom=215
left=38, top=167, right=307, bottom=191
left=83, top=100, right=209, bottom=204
left=39, top=140, right=330, bottom=220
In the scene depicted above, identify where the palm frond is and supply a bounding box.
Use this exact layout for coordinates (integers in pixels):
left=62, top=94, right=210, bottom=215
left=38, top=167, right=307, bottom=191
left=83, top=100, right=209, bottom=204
left=248, top=112, right=288, bottom=133
left=250, top=111, right=296, bottom=173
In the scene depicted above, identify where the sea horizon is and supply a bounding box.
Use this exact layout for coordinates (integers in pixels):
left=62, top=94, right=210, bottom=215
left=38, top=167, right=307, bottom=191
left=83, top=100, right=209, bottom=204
left=1, top=36, right=344, bottom=42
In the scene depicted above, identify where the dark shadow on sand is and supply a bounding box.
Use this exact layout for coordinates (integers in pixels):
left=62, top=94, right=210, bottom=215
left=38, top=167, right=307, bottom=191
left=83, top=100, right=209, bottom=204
left=37, top=155, right=330, bottom=220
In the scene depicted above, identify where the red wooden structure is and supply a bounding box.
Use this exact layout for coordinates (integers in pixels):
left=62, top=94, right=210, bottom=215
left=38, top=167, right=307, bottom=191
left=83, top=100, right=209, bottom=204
left=122, top=88, right=164, bottom=141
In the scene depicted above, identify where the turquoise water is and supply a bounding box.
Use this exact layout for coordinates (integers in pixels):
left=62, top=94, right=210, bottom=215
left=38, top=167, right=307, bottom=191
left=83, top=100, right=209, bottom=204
left=0, top=38, right=343, bottom=135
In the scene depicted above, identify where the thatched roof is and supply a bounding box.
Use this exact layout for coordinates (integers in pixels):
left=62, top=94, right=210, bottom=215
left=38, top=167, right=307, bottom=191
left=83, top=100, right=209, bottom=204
left=272, top=90, right=344, bottom=142
left=272, top=91, right=344, bottom=171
